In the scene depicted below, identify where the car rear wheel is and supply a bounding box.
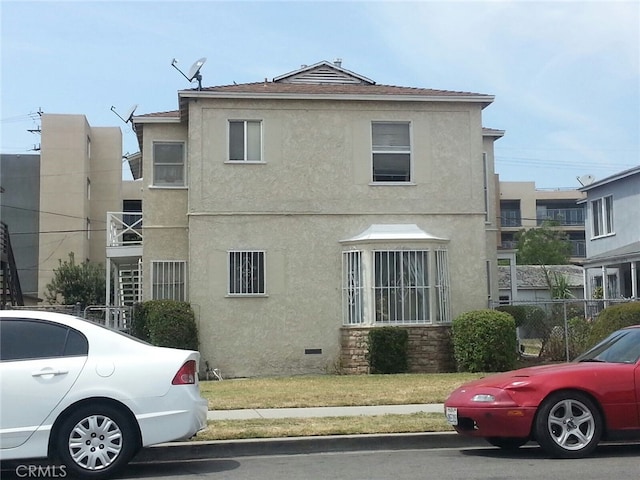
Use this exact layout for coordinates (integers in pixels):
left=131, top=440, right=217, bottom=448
left=534, top=391, right=602, bottom=458
left=486, top=437, right=529, bottom=450
left=55, top=404, right=137, bottom=479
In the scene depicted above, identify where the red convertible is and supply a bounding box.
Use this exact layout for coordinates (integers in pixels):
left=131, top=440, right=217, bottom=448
left=444, top=325, right=640, bottom=458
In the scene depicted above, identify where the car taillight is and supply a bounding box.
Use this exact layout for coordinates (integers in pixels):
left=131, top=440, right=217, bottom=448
left=172, top=360, right=197, bottom=385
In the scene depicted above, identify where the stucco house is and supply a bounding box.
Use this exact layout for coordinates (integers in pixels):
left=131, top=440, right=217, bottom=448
left=114, top=60, right=505, bottom=377
left=579, top=165, right=640, bottom=300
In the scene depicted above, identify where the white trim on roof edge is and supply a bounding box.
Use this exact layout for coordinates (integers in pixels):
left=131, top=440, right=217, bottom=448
left=340, top=224, right=448, bottom=244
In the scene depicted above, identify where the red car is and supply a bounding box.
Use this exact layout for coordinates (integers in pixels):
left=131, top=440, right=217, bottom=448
left=444, top=325, right=640, bottom=458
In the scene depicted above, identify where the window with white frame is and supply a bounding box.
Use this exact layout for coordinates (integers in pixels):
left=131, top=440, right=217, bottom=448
left=153, top=142, right=185, bottom=186
left=591, top=195, right=614, bottom=237
left=342, top=251, right=364, bottom=324
left=229, top=120, right=262, bottom=162
left=372, top=122, right=411, bottom=182
left=152, top=261, right=186, bottom=301
left=228, top=251, right=265, bottom=295
left=342, top=247, right=451, bottom=325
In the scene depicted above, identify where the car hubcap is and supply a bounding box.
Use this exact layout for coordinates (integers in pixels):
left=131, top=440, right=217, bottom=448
left=547, top=399, right=595, bottom=451
left=68, top=414, right=123, bottom=470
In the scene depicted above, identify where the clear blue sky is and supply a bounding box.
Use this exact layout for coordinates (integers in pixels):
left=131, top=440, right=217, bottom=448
left=2, top=0, right=638, bottom=188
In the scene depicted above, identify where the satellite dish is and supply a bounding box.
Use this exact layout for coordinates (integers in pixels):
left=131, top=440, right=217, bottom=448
left=111, top=104, right=138, bottom=125
left=171, top=57, right=207, bottom=90
left=577, top=174, right=596, bottom=186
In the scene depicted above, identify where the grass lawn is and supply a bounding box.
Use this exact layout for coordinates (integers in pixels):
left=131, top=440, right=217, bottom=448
left=194, top=373, right=483, bottom=441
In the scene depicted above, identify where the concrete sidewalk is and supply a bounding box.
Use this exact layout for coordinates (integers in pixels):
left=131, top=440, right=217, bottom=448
left=207, top=403, right=445, bottom=420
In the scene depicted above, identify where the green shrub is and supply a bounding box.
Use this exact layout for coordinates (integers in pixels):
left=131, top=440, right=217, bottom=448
left=367, top=327, right=409, bottom=374
left=587, top=302, right=640, bottom=347
left=453, top=310, right=517, bottom=372
left=138, top=300, right=199, bottom=350
left=129, top=302, right=150, bottom=342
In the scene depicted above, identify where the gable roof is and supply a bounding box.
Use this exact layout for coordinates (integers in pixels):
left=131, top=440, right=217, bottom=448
left=273, top=60, right=375, bottom=85
left=133, top=60, right=496, bottom=139
left=578, top=165, right=640, bottom=192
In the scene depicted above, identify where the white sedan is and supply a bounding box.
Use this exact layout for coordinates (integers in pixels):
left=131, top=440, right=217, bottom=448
left=0, top=310, right=208, bottom=479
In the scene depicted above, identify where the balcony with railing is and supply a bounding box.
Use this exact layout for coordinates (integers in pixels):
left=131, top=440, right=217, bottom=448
left=500, top=209, right=522, bottom=228
left=106, top=212, right=143, bottom=261
left=537, top=208, right=585, bottom=226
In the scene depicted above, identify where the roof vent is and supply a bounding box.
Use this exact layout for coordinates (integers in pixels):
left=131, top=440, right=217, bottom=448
left=334, top=58, right=342, bottom=67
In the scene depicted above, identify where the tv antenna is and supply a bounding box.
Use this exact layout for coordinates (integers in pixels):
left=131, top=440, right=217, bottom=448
left=111, top=104, right=138, bottom=125
left=171, top=57, right=206, bottom=90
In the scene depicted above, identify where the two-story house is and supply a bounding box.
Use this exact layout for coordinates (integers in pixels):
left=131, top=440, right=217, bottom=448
left=125, top=60, right=503, bottom=377
left=580, top=165, right=640, bottom=301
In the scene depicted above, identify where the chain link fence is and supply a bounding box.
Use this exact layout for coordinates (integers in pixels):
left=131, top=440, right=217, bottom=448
left=490, top=298, right=632, bottom=362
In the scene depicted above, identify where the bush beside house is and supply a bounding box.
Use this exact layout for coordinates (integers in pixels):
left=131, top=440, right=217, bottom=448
left=452, top=310, right=518, bottom=372
left=131, top=300, right=199, bottom=351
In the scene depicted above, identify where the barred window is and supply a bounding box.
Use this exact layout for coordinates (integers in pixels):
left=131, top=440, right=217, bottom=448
left=152, top=261, right=186, bottom=301
left=374, top=250, right=428, bottom=323
left=229, top=251, right=265, bottom=295
left=342, top=251, right=364, bottom=324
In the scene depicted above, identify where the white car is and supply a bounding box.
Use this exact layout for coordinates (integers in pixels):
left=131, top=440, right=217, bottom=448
left=0, top=310, right=208, bottom=479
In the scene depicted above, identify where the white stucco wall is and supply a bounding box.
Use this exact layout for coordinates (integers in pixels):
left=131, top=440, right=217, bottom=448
left=139, top=96, right=497, bottom=377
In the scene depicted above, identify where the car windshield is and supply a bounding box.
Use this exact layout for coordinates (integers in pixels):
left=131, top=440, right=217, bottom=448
left=575, top=328, right=640, bottom=364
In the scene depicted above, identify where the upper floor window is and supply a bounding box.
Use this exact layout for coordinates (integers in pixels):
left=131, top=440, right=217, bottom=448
left=228, top=251, right=265, bottom=295
left=229, top=120, right=262, bottom=162
left=152, top=260, right=186, bottom=301
left=153, top=142, right=185, bottom=187
left=372, top=122, right=411, bottom=182
left=591, top=195, right=614, bottom=237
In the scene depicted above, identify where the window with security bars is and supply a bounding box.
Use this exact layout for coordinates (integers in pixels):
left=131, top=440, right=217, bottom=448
left=229, top=120, right=262, bottom=162
left=372, top=122, right=411, bottom=182
left=229, top=251, right=265, bottom=295
left=342, top=251, right=364, bottom=324
left=374, top=250, right=428, bottom=323
left=435, top=249, right=451, bottom=323
left=152, top=261, right=186, bottom=301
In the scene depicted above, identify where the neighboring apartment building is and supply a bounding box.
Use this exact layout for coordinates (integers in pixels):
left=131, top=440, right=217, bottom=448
left=1, top=154, right=40, bottom=305
left=128, top=60, right=503, bottom=377
left=1, top=115, right=142, bottom=306
left=579, top=166, right=640, bottom=300
left=498, top=180, right=586, bottom=263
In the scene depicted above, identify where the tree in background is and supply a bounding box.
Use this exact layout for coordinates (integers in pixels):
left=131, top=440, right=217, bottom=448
left=45, top=252, right=106, bottom=306
left=515, top=220, right=572, bottom=266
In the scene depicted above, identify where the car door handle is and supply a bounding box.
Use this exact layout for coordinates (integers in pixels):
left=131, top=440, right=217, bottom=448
left=32, top=369, right=69, bottom=377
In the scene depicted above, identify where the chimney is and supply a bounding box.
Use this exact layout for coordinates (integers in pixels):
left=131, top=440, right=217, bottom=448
left=334, top=58, right=342, bottom=67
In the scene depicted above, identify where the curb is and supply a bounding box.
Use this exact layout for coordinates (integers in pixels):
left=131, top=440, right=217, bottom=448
left=132, top=432, right=486, bottom=463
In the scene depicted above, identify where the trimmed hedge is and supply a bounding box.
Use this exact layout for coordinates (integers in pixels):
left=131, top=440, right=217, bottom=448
left=587, top=302, right=640, bottom=347
left=130, top=300, right=198, bottom=351
left=453, top=310, right=518, bottom=372
left=368, top=327, right=409, bottom=374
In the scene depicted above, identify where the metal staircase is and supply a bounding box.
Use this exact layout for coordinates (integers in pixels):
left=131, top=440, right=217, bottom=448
left=117, top=260, right=142, bottom=307
left=1, top=222, right=24, bottom=308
